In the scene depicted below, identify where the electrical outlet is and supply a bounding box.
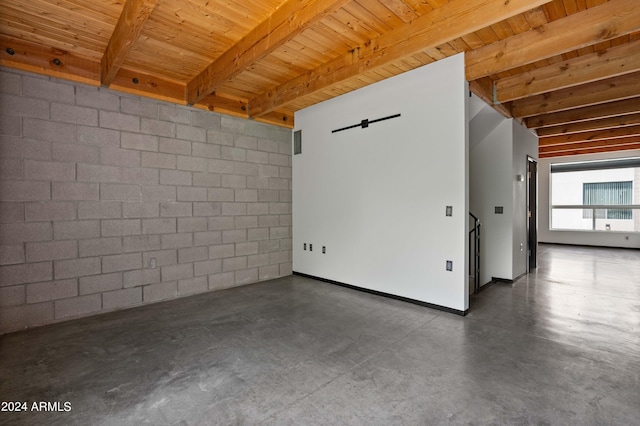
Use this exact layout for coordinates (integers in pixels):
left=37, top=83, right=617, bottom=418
left=322, top=246, right=326, bottom=254
left=304, top=243, right=307, bottom=250
left=310, top=244, right=313, bottom=251
left=149, top=258, right=157, bottom=269
left=446, top=206, right=453, bottom=217
left=446, top=260, right=453, bottom=271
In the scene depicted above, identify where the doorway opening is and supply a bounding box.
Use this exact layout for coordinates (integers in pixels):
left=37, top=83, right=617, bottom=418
left=527, top=157, right=538, bottom=272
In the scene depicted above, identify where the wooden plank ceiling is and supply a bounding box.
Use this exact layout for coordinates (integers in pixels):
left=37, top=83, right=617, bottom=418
left=1, top=0, right=639, bottom=158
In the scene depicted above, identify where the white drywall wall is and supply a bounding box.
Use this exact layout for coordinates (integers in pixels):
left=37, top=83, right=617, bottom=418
left=469, top=94, right=538, bottom=284
left=293, top=54, right=469, bottom=312
left=470, top=106, right=513, bottom=284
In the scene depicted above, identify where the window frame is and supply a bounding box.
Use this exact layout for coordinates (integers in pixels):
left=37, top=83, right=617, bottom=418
left=549, top=157, right=640, bottom=233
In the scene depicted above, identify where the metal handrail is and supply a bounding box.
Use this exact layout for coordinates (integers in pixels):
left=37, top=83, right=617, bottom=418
left=469, top=213, right=481, bottom=295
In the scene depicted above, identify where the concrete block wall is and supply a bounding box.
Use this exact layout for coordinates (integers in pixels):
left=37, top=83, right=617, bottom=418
left=0, top=67, right=292, bottom=334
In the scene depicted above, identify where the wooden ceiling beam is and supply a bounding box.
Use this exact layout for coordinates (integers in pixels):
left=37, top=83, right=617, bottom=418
left=526, top=98, right=640, bottom=129
left=109, top=68, right=187, bottom=104
left=101, top=0, right=159, bottom=86
left=3, top=34, right=187, bottom=105
left=466, top=0, right=640, bottom=81
left=194, top=95, right=295, bottom=128
left=0, top=35, right=263, bottom=122
left=539, top=142, right=640, bottom=158
left=539, top=136, right=640, bottom=157
left=469, top=77, right=512, bottom=118
left=494, top=38, right=640, bottom=103
left=512, top=72, right=640, bottom=118
left=254, top=111, right=295, bottom=128
left=186, top=0, right=352, bottom=106
left=539, top=125, right=640, bottom=146
left=0, top=34, right=99, bottom=85
left=249, top=0, right=552, bottom=117
left=537, top=113, right=640, bottom=137
left=195, top=94, right=249, bottom=119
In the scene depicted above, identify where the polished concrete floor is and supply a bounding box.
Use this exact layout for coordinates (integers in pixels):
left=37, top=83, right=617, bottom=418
left=1, top=244, right=639, bottom=425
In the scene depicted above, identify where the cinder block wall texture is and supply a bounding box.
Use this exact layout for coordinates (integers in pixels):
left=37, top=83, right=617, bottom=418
left=0, top=68, right=292, bottom=334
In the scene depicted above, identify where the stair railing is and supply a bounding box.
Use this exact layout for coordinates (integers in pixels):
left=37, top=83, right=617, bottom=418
left=469, top=212, right=481, bottom=294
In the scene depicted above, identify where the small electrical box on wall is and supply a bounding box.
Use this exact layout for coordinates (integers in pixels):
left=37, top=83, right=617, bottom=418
left=495, top=206, right=504, bottom=214
left=446, top=206, right=453, bottom=217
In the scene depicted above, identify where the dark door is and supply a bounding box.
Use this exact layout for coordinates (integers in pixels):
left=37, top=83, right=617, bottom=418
left=527, top=157, right=538, bottom=272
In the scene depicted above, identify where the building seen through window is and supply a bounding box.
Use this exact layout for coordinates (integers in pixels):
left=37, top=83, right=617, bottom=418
left=550, top=158, right=640, bottom=232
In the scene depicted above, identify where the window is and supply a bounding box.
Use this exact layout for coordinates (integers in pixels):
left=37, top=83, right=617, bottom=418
left=583, top=181, right=632, bottom=220
left=550, top=157, right=640, bottom=232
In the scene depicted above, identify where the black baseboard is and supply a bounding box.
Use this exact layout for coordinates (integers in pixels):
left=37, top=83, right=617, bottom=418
left=491, top=270, right=527, bottom=284
left=293, top=271, right=468, bottom=316
left=539, top=242, right=639, bottom=251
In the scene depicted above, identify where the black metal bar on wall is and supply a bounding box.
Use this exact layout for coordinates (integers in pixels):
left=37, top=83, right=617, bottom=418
left=331, top=114, right=401, bottom=134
